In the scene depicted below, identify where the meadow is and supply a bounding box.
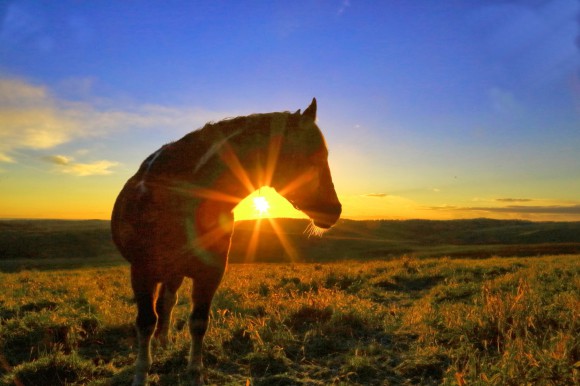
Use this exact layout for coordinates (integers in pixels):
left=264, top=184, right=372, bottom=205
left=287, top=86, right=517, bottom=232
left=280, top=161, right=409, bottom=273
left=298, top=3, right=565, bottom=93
left=0, top=254, right=578, bottom=385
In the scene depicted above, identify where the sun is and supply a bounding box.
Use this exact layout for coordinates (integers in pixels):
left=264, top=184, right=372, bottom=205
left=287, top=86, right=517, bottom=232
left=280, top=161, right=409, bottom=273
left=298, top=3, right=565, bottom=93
left=233, top=187, right=307, bottom=221
left=253, top=196, right=270, bottom=216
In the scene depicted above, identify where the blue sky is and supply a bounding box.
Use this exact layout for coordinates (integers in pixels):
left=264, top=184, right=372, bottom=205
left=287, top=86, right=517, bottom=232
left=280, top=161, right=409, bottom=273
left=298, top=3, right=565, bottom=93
left=1, top=0, right=579, bottom=220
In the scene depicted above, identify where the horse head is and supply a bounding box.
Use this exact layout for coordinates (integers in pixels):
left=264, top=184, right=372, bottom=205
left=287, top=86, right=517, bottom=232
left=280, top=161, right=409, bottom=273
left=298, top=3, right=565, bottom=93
left=274, top=98, right=342, bottom=229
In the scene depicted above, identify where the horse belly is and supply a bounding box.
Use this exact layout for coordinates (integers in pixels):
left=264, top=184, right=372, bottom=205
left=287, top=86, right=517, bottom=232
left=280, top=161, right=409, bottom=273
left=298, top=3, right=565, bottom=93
left=112, top=180, right=227, bottom=280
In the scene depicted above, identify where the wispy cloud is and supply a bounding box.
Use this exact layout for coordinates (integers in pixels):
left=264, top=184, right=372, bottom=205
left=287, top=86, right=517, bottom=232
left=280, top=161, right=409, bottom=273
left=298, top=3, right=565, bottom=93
left=43, top=154, right=118, bottom=176
left=59, top=160, right=119, bottom=176
left=426, top=204, right=580, bottom=215
left=44, top=155, right=72, bottom=166
left=495, top=198, right=534, bottom=203
left=338, top=0, right=351, bottom=15
left=363, top=193, right=388, bottom=198
left=480, top=205, right=580, bottom=215
left=0, top=77, right=228, bottom=165
left=0, top=79, right=81, bottom=162
left=426, top=205, right=460, bottom=211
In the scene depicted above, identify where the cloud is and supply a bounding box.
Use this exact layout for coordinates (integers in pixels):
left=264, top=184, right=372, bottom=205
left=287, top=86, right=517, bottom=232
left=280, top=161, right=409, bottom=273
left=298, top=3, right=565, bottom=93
left=44, top=154, right=71, bottom=165
left=363, top=193, right=388, bottom=198
left=59, top=160, right=118, bottom=176
left=0, top=77, right=228, bottom=164
left=426, top=204, right=580, bottom=215
left=338, top=0, right=351, bottom=15
left=480, top=205, right=580, bottom=215
left=495, top=198, right=534, bottom=203
left=426, top=205, right=460, bottom=211
left=42, top=154, right=118, bottom=176
left=0, top=79, right=82, bottom=162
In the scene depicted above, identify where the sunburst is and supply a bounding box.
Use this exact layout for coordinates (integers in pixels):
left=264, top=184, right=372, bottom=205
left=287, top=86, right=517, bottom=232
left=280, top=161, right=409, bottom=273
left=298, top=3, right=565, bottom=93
left=253, top=196, right=270, bottom=216
left=216, top=136, right=330, bottom=263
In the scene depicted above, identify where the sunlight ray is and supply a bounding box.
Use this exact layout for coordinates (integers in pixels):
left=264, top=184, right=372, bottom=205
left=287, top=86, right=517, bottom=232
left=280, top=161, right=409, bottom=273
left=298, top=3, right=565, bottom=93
left=267, top=217, right=299, bottom=262
left=219, top=142, right=257, bottom=194
left=244, top=218, right=263, bottom=262
left=262, top=135, right=283, bottom=187
left=277, top=169, right=317, bottom=196
left=191, top=221, right=232, bottom=252
left=149, top=180, right=243, bottom=204
left=190, top=187, right=243, bottom=204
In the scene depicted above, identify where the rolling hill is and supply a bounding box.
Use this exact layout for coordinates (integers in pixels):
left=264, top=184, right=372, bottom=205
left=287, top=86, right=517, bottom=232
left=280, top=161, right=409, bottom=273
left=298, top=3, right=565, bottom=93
left=1, top=218, right=580, bottom=265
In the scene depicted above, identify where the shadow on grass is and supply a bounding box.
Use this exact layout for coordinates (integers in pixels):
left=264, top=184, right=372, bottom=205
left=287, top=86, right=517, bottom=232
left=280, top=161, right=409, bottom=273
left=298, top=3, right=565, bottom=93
left=0, top=255, right=127, bottom=273
left=375, top=274, right=445, bottom=293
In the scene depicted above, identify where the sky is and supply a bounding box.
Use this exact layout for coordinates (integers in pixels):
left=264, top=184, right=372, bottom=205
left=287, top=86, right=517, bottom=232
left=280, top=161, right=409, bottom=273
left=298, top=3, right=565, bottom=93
left=1, top=0, right=579, bottom=221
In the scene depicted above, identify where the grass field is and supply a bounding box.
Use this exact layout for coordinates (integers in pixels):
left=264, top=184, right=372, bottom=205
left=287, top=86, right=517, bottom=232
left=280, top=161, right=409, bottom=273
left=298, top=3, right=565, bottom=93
left=0, top=255, right=578, bottom=385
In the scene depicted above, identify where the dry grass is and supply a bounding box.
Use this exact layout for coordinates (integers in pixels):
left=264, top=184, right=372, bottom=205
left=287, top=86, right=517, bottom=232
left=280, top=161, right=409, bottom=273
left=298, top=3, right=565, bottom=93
left=0, top=255, right=578, bottom=385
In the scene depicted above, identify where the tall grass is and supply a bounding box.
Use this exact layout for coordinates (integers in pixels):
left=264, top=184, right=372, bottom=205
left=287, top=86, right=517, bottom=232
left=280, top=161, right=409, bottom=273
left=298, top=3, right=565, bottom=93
left=0, top=255, right=578, bottom=385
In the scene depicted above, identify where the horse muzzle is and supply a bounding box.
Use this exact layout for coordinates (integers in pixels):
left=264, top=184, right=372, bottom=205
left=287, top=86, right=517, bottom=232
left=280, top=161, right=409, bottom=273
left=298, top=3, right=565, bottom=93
left=307, top=203, right=342, bottom=229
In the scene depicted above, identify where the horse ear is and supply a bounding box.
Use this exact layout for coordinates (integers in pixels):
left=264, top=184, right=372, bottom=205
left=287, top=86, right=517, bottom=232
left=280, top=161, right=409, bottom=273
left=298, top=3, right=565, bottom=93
left=302, top=98, right=317, bottom=121
left=294, top=109, right=301, bottom=115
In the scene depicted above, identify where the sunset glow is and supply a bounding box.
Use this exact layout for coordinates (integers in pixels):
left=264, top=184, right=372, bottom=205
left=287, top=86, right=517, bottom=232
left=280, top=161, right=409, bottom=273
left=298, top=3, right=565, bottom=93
left=0, top=2, right=579, bottom=222
left=253, top=196, right=270, bottom=217
left=233, top=187, right=307, bottom=222
left=231, top=187, right=310, bottom=263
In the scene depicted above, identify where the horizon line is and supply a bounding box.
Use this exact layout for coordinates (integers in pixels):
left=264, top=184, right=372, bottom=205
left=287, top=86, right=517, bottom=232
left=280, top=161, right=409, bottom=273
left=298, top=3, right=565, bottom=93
left=1, top=216, right=579, bottom=223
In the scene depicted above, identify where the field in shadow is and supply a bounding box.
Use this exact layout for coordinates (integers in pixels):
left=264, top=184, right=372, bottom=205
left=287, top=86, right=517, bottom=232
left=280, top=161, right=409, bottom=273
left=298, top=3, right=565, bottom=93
left=1, top=219, right=580, bottom=271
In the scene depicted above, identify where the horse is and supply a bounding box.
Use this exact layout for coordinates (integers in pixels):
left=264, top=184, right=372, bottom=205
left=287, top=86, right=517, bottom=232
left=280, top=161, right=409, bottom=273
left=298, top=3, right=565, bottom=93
left=111, top=98, right=341, bottom=385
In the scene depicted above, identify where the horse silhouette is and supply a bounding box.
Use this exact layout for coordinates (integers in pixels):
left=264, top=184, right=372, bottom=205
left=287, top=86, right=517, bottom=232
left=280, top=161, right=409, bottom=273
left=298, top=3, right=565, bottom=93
left=111, top=98, right=341, bottom=385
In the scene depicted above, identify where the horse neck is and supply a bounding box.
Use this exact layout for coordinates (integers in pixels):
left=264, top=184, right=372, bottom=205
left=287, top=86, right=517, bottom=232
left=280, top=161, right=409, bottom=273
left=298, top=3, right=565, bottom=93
left=170, top=115, right=284, bottom=207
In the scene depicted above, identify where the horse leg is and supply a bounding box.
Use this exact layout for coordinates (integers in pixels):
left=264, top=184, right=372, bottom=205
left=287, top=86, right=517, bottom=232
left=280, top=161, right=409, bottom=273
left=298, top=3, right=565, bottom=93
left=131, top=269, right=159, bottom=386
left=154, top=276, right=184, bottom=347
left=187, top=266, right=224, bottom=385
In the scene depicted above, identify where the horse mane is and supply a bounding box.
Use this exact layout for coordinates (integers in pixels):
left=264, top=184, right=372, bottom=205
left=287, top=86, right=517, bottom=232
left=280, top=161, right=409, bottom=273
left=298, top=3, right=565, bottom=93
left=180, top=110, right=295, bottom=144
left=139, top=110, right=297, bottom=177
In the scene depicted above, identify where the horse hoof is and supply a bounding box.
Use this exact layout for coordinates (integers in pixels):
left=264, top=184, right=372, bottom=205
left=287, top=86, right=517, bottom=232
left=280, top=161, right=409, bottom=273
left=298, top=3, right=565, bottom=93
left=184, top=366, right=205, bottom=385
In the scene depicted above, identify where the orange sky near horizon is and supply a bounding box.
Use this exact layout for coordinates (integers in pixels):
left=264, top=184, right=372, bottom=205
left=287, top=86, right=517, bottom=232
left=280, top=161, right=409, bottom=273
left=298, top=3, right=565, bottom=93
left=2, top=178, right=580, bottom=222
left=0, top=177, right=307, bottom=221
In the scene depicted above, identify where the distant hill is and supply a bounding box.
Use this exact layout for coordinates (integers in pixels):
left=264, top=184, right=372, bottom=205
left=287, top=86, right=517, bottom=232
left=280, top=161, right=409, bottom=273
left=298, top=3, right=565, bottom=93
left=1, top=218, right=580, bottom=263
left=0, top=220, right=116, bottom=260
left=229, top=218, right=580, bottom=262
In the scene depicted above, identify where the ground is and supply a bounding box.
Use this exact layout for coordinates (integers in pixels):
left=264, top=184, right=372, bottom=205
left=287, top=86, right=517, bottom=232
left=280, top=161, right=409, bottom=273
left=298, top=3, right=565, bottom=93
left=0, top=255, right=578, bottom=385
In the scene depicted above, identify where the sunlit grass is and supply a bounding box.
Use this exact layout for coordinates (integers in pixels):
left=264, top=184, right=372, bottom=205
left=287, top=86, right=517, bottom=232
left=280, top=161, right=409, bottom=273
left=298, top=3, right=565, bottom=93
left=0, top=255, right=578, bottom=385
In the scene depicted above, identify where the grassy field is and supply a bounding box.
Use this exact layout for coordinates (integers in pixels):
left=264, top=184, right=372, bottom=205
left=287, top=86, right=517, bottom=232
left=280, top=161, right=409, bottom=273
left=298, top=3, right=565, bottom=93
left=0, top=255, right=578, bottom=385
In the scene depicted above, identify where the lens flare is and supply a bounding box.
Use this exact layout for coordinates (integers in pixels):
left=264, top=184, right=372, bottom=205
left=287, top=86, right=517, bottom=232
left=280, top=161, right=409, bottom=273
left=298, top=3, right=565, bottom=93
left=253, top=196, right=270, bottom=216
